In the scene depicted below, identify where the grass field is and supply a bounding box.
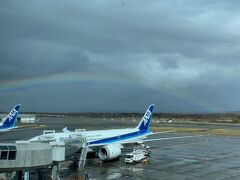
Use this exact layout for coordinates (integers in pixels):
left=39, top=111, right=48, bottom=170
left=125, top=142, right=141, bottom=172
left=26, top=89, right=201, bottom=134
left=151, top=124, right=240, bottom=136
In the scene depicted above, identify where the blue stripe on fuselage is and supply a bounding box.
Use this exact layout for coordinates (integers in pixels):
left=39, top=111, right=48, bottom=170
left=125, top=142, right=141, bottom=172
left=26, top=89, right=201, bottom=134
left=88, top=130, right=150, bottom=145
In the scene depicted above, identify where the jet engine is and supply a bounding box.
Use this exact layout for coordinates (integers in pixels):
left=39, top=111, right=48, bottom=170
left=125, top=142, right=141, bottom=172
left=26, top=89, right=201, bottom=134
left=98, top=144, right=122, bottom=161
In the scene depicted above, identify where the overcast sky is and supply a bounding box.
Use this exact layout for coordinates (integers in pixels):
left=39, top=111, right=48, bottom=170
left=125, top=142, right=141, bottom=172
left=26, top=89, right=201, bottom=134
left=0, top=0, right=240, bottom=113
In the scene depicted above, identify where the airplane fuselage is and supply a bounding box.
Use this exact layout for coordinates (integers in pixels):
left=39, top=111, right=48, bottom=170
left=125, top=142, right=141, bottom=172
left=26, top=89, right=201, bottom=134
left=29, top=127, right=150, bottom=145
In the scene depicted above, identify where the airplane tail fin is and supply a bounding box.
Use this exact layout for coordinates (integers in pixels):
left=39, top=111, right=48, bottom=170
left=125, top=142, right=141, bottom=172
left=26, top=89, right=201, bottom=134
left=136, top=104, right=154, bottom=132
left=2, top=104, right=21, bottom=128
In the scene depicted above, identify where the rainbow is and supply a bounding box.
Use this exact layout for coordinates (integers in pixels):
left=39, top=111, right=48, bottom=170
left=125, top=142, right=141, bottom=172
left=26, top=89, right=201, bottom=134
left=0, top=72, right=135, bottom=91
left=0, top=72, right=214, bottom=112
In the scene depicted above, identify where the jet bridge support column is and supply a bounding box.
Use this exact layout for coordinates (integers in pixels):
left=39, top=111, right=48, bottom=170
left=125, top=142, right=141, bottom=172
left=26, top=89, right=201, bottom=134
left=78, top=129, right=88, bottom=170
left=51, top=163, right=58, bottom=180
left=78, top=139, right=88, bottom=170
left=24, top=170, right=29, bottom=180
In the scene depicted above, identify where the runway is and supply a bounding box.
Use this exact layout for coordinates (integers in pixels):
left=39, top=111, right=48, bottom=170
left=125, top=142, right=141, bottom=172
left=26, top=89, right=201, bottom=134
left=1, top=116, right=240, bottom=179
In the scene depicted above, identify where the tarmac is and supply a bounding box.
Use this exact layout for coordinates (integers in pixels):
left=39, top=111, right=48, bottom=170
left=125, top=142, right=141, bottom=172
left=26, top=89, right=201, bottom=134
left=1, top=116, right=240, bottom=179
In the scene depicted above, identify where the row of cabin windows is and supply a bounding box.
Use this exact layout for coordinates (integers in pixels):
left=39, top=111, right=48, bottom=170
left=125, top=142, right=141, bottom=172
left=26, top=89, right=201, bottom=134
left=0, top=146, right=17, bottom=160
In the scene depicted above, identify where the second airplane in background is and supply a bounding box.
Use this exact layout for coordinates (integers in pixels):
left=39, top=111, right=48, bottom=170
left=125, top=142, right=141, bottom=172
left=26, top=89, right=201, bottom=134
left=0, top=104, right=21, bottom=133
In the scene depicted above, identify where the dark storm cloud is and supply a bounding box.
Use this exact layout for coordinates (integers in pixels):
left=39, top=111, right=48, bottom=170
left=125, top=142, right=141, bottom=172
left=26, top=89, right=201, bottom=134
left=0, top=0, right=240, bottom=112
left=0, top=38, right=92, bottom=81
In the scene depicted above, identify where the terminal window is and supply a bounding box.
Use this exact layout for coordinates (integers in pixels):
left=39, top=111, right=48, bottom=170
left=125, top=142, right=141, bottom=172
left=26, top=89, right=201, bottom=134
left=8, top=146, right=17, bottom=160
left=0, top=150, right=8, bottom=159
left=0, top=146, right=8, bottom=160
left=0, top=146, right=17, bottom=160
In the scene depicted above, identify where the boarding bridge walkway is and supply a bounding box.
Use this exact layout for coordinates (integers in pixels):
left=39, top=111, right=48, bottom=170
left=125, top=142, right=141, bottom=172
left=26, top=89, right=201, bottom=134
left=0, top=129, right=87, bottom=179
left=78, top=137, right=88, bottom=170
left=0, top=141, right=66, bottom=171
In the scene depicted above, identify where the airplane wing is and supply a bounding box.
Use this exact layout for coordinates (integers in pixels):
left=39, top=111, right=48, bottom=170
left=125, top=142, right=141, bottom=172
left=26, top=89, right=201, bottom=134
left=87, top=135, right=205, bottom=147
left=0, top=125, right=38, bottom=134
left=148, top=131, right=176, bottom=135
left=141, top=135, right=205, bottom=142
left=117, top=135, right=205, bottom=145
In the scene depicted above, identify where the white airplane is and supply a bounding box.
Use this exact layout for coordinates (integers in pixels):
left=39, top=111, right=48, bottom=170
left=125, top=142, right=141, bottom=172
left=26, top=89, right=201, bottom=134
left=0, top=104, right=21, bottom=132
left=29, top=104, right=200, bottom=161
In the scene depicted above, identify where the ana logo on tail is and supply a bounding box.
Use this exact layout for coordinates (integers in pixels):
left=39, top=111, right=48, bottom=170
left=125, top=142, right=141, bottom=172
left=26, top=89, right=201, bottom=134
left=7, top=109, right=18, bottom=122
left=143, top=110, right=152, bottom=126
left=1, top=104, right=21, bottom=131
left=137, top=104, right=154, bottom=131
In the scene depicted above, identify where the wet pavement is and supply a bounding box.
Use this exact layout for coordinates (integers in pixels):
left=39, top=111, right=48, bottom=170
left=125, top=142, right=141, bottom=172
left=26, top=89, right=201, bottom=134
left=1, top=117, right=240, bottom=179
left=60, top=134, right=240, bottom=180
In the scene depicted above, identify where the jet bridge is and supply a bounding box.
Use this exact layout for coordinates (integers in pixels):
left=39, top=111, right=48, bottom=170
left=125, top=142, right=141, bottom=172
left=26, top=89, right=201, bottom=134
left=0, top=129, right=87, bottom=179
left=0, top=141, right=65, bottom=170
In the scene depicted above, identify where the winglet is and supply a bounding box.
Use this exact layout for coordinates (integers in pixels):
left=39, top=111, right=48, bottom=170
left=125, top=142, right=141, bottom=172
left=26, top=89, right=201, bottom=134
left=136, top=104, right=154, bottom=132
left=63, top=127, right=70, bottom=133
left=2, top=104, right=21, bottom=128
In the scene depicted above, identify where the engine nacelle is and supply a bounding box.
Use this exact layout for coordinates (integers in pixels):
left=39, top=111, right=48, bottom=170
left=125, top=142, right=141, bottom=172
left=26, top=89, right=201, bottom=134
left=98, top=144, right=122, bottom=161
